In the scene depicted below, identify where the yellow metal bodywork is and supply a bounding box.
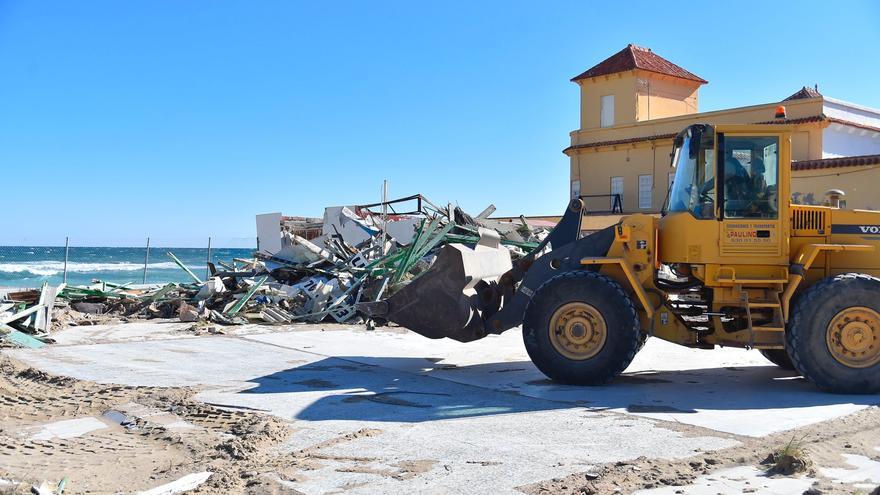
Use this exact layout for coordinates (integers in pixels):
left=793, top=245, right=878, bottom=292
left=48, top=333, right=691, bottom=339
left=574, top=124, right=880, bottom=350
left=781, top=243, right=875, bottom=318
left=580, top=257, right=654, bottom=319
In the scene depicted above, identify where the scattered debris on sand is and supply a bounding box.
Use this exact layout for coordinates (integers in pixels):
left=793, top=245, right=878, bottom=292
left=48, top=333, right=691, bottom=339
left=0, top=357, right=295, bottom=494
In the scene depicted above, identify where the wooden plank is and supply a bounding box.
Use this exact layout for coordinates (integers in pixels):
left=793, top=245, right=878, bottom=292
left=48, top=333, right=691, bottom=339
left=0, top=304, right=45, bottom=325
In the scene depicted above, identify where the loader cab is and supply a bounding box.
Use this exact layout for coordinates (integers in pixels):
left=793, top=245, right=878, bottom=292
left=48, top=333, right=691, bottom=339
left=660, top=123, right=791, bottom=266
left=665, top=124, right=716, bottom=220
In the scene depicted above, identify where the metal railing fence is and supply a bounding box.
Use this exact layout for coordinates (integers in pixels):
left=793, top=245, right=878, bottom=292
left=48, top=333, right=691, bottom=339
left=0, top=237, right=256, bottom=288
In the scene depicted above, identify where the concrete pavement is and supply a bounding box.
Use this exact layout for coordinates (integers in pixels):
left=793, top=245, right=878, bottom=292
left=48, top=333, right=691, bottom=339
left=6, top=321, right=877, bottom=494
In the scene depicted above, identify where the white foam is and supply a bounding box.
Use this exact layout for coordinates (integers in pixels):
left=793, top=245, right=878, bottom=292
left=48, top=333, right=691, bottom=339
left=0, top=261, right=185, bottom=276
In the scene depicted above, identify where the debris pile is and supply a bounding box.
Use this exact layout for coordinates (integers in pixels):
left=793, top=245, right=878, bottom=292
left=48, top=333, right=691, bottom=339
left=248, top=194, right=548, bottom=325
left=0, top=283, right=64, bottom=349
left=0, top=194, right=550, bottom=346
left=0, top=476, right=67, bottom=495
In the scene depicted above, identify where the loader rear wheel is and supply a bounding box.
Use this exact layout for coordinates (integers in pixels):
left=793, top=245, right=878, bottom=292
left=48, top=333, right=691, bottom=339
left=787, top=273, right=880, bottom=394
left=759, top=349, right=795, bottom=370
left=523, top=271, right=641, bottom=385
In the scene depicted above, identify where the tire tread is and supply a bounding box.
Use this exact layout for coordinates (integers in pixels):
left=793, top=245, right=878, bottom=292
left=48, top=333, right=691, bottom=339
left=786, top=272, right=880, bottom=393
left=523, top=270, right=641, bottom=385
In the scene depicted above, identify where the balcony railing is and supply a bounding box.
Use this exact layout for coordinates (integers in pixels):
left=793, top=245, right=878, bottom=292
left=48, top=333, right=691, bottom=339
left=578, top=194, right=623, bottom=215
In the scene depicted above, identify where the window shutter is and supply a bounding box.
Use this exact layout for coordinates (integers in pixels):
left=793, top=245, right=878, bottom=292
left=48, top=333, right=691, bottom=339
left=639, top=174, right=653, bottom=209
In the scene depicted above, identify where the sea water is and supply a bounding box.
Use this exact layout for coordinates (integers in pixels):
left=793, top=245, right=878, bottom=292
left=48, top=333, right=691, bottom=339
left=0, top=246, right=254, bottom=288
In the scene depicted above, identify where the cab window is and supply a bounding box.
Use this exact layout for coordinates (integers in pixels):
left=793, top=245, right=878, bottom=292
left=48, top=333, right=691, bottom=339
left=722, top=136, right=779, bottom=219
left=667, top=127, right=716, bottom=219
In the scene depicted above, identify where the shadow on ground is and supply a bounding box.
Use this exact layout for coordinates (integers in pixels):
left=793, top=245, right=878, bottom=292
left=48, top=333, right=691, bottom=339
left=238, top=356, right=880, bottom=423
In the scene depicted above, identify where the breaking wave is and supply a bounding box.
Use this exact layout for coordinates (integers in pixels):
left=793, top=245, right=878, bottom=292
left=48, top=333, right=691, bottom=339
left=0, top=261, right=181, bottom=277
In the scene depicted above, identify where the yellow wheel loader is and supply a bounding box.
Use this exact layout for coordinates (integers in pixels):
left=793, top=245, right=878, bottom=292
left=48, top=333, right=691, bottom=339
left=365, top=121, right=880, bottom=393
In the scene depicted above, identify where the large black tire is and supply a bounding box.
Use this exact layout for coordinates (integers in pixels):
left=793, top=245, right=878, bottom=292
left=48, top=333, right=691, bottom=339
left=759, top=349, right=795, bottom=370
left=787, top=273, right=880, bottom=394
left=637, top=332, right=650, bottom=352
left=522, top=271, right=641, bottom=385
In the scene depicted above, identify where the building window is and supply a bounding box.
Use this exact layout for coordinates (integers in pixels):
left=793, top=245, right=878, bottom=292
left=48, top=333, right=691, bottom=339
left=570, top=180, right=581, bottom=200
left=610, top=176, right=624, bottom=210
left=600, top=95, right=615, bottom=128
left=639, top=174, right=653, bottom=209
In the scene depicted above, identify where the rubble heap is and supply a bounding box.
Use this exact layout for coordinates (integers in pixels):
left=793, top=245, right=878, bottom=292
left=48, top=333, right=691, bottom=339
left=0, top=194, right=549, bottom=347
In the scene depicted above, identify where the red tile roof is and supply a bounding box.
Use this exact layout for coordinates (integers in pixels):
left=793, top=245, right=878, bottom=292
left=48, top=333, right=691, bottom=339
left=784, top=86, right=822, bottom=101
left=792, top=154, right=880, bottom=171
left=827, top=117, right=880, bottom=134
left=572, top=44, right=707, bottom=84
left=563, top=132, right=678, bottom=153
left=753, top=115, right=827, bottom=126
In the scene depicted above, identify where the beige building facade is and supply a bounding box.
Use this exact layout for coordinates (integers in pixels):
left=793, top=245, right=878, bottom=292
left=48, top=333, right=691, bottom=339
left=566, top=45, right=880, bottom=230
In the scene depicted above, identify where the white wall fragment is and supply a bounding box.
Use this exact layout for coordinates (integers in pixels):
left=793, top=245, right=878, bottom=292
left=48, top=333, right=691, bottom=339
left=137, top=472, right=212, bottom=495
left=195, top=277, right=227, bottom=300
left=256, top=212, right=283, bottom=256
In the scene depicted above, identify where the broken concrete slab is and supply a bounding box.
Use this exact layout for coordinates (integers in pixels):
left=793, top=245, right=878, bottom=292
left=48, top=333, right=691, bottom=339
left=47, top=320, right=198, bottom=346
left=137, top=472, right=212, bottom=495
left=1, top=324, right=46, bottom=348
left=820, top=450, right=880, bottom=486
left=28, top=417, right=108, bottom=441
left=632, top=465, right=814, bottom=494
left=274, top=412, right=732, bottom=495
left=7, top=336, right=305, bottom=388
left=112, top=402, right=195, bottom=430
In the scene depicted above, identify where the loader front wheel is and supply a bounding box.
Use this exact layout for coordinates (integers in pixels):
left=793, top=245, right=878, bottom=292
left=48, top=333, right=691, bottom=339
left=787, top=273, right=880, bottom=394
left=523, top=271, right=641, bottom=385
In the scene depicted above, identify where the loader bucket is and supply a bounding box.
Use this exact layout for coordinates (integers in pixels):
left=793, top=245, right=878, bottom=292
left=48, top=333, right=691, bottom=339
left=366, top=228, right=512, bottom=342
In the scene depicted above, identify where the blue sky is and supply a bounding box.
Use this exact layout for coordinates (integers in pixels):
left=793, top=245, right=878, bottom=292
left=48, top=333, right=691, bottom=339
left=1, top=1, right=878, bottom=246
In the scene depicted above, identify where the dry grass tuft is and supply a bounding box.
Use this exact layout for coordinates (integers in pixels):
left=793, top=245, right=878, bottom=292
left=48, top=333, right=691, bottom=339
left=761, top=435, right=811, bottom=475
